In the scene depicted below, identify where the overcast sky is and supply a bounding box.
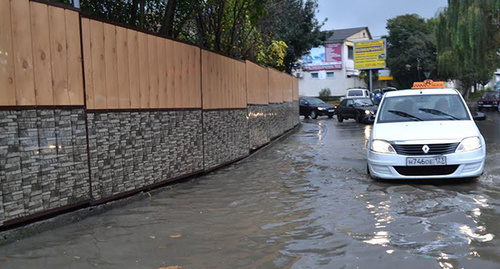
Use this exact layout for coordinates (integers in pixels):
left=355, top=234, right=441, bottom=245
left=316, top=0, right=448, bottom=39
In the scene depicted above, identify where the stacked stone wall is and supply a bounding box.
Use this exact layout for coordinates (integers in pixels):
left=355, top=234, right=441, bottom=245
left=0, top=109, right=90, bottom=225
left=87, top=110, right=204, bottom=201
left=248, top=106, right=270, bottom=149
left=203, top=110, right=249, bottom=170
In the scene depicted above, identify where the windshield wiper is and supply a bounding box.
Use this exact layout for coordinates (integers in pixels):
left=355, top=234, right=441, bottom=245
left=387, top=110, right=422, bottom=121
left=419, top=108, right=459, bottom=120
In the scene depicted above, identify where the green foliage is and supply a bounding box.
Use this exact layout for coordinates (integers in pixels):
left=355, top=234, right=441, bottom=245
left=258, top=0, right=325, bottom=72
left=319, top=88, right=331, bottom=98
left=257, top=40, right=288, bottom=67
left=64, top=0, right=322, bottom=72
left=385, top=14, right=437, bottom=89
left=436, top=0, right=500, bottom=97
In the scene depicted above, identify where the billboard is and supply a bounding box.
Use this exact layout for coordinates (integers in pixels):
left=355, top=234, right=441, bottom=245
left=302, top=43, right=342, bottom=71
left=354, top=39, right=386, bottom=70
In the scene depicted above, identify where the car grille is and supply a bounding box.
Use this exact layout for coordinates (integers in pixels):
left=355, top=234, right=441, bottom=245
left=394, top=165, right=459, bottom=176
left=392, top=143, right=459, bottom=156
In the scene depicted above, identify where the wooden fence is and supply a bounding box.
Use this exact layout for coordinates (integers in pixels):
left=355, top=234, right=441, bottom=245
left=0, top=0, right=83, bottom=106
left=0, top=0, right=298, bottom=109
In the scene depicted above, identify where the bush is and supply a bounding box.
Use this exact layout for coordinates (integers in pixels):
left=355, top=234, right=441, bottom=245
left=319, top=88, right=331, bottom=98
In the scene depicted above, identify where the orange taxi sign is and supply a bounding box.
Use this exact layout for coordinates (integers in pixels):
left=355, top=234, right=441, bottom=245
left=411, top=79, right=445, bottom=89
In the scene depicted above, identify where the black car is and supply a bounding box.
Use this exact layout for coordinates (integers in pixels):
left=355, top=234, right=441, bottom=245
left=299, top=97, right=336, bottom=119
left=336, top=97, right=377, bottom=124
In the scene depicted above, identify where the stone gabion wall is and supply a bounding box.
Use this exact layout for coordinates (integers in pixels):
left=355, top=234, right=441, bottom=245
left=292, top=101, right=300, bottom=127
left=268, top=104, right=286, bottom=139
left=203, top=110, right=249, bottom=170
left=87, top=110, right=204, bottom=201
left=0, top=109, right=90, bottom=225
left=248, top=105, right=270, bottom=149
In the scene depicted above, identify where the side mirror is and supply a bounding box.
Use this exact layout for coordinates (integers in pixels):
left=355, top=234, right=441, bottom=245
left=348, top=104, right=354, bottom=107
left=473, top=111, right=486, bottom=121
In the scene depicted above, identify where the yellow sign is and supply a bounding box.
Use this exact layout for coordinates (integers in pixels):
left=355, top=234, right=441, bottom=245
left=354, top=39, right=387, bottom=70
left=411, top=80, right=445, bottom=89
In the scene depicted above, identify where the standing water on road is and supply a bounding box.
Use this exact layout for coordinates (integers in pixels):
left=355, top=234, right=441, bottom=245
left=0, top=113, right=499, bottom=268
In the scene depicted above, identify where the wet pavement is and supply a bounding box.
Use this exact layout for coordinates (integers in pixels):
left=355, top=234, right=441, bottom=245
left=0, top=112, right=499, bottom=269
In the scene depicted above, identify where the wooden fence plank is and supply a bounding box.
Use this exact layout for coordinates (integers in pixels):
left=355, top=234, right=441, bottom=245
left=189, top=46, right=201, bottom=108
left=173, top=41, right=182, bottom=108
left=89, top=20, right=106, bottom=109
left=148, top=35, right=159, bottom=108
left=138, top=32, right=149, bottom=108
left=157, top=38, right=167, bottom=108
left=104, top=23, right=118, bottom=109
left=127, top=29, right=140, bottom=108
left=116, top=26, right=130, bottom=108
left=268, top=68, right=283, bottom=103
left=165, top=39, right=174, bottom=108
left=245, top=61, right=268, bottom=105
left=11, top=0, right=35, bottom=105
left=81, top=18, right=94, bottom=109
left=0, top=0, right=16, bottom=105
left=49, top=6, right=69, bottom=106
left=292, top=76, right=298, bottom=101
left=30, top=2, right=53, bottom=106
left=65, top=9, right=84, bottom=106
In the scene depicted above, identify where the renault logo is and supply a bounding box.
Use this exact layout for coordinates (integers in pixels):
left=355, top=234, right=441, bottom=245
left=422, top=145, right=430, bottom=154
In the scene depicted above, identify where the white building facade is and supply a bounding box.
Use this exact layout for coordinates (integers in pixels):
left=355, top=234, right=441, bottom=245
left=295, top=27, right=387, bottom=97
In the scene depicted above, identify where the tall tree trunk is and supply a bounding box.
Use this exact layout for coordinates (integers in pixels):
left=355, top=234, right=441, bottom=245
left=160, top=0, right=177, bottom=37
left=139, top=0, right=145, bottom=30
left=129, top=0, right=140, bottom=27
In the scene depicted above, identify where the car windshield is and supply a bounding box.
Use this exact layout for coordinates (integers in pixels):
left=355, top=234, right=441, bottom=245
left=353, top=98, right=374, bottom=106
left=377, top=94, right=470, bottom=123
left=482, top=92, right=500, bottom=98
left=306, top=98, right=325, bottom=105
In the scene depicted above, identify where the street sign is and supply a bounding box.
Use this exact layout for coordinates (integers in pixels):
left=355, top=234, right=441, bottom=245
left=354, top=39, right=387, bottom=70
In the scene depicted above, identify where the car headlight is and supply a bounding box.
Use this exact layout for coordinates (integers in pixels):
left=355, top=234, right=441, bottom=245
left=365, top=110, right=373, bottom=115
left=455, top=136, right=481, bottom=152
left=371, top=139, right=396, bottom=154
left=318, top=107, right=326, bottom=110
left=478, top=102, right=483, bottom=104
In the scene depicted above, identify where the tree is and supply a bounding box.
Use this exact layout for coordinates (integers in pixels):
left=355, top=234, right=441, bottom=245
left=258, top=0, right=324, bottom=73
left=435, top=0, right=500, bottom=97
left=385, top=14, right=437, bottom=89
left=48, top=0, right=324, bottom=72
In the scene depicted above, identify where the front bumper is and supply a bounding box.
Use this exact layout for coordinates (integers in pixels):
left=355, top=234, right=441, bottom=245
left=317, top=109, right=335, bottom=116
left=367, top=148, right=485, bottom=179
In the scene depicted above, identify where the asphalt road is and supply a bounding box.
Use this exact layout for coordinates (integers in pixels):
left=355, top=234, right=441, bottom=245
left=0, top=111, right=499, bottom=269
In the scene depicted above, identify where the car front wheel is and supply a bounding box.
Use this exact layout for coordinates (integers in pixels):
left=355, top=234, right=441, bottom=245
left=310, top=110, right=318, bottom=119
left=337, top=114, right=343, bottom=122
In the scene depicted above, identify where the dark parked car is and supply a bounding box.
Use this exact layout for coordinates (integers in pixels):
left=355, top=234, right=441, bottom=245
left=477, top=91, right=500, bottom=111
left=299, top=97, right=336, bottom=119
left=336, top=97, right=377, bottom=124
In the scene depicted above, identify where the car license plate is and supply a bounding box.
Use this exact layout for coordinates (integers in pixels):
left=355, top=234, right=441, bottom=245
left=328, top=109, right=334, bottom=112
left=406, top=156, right=446, bottom=166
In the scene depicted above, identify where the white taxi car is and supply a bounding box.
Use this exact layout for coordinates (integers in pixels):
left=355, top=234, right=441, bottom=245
left=367, top=86, right=486, bottom=180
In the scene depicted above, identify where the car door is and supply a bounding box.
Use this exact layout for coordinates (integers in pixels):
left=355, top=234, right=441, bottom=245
left=345, top=99, right=356, bottom=118
left=299, top=99, right=311, bottom=116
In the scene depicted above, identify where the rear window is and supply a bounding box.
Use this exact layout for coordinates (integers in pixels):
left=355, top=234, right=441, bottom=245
left=348, top=90, right=363, bottom=96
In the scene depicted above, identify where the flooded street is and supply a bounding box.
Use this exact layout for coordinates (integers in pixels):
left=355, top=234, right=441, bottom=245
left=0, top=112, right=499, bottom=269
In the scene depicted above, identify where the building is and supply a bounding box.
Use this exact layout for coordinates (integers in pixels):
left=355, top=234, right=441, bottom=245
left=294, top=27, right=388, bottom=97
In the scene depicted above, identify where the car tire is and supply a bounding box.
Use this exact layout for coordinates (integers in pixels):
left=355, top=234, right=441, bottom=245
left=356, top=113, right=363, bottom=123
left=328, top=113, right=334, bottom=118
left=310, top=110, right=318, bottom=119
left=337, top=114, right=343, bottom=122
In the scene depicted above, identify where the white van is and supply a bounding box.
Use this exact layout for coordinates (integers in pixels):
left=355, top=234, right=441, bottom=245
left=345, top=88, right=370, bottom=99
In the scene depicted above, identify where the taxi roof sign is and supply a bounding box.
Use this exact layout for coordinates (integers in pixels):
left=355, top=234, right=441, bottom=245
left=412, top=79, right=445, bottom=89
